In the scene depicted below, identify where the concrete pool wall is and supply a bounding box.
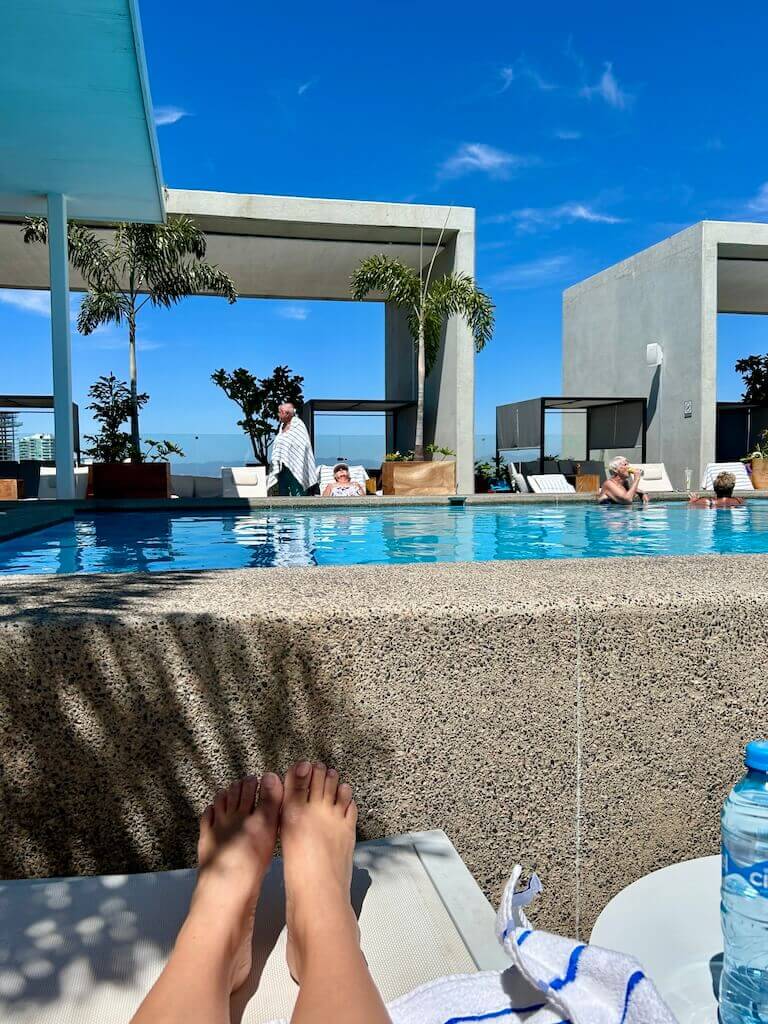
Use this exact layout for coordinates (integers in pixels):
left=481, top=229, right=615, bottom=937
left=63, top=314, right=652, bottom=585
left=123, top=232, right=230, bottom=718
left=0, top=554, right=766, bottom=936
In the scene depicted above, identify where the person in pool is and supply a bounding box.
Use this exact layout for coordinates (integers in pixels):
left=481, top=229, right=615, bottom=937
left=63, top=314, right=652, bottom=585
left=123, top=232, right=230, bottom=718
left=322, top=464, right=366, bottom=497
left=598, top=456, right=649, bottom=505
left=688, top=470, right=745, bottom=508
left=129, top=763, right=392, bottom=1024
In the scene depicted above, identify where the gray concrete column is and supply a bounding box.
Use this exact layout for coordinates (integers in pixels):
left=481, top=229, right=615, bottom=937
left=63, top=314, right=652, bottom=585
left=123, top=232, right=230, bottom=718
left=384, top=302, right=416, bottom=454
left=47, top=193, right=75, bottom=500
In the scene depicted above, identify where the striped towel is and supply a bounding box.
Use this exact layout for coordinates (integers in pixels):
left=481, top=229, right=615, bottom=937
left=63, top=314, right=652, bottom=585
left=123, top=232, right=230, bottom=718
left=265, top=865, right=677, bottom=1024
left=267, top=417, right=318, bottom=492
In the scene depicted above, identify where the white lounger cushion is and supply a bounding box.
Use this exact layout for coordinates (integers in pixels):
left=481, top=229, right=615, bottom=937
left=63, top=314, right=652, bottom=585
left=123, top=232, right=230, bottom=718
left=510, top=467, right=529, bottom=493
left=317, top=464, right=369, bottom=489
left=700, top=462, right=754, bottom=491
left=635, top=463, right=674, bottom=492
left=527, top=474, right=576, bottom=494
left=221, top=466, right=268, bottom=498
left=37, top=466, right=89, bottom=499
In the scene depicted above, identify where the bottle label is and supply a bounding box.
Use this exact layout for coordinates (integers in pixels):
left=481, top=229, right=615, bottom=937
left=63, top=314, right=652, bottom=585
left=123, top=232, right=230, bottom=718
left=723, top=847, right=768, bottom=897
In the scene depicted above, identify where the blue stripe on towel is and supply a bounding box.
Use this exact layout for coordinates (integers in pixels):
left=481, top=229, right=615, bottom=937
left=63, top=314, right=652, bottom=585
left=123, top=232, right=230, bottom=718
left=548, top=944, right=587, bottom=991
left=516, top=929, right=533, bottom=945
left=442, top=1005, right=547, bottom=1024
left=618, top=970, right=645, bottom=1024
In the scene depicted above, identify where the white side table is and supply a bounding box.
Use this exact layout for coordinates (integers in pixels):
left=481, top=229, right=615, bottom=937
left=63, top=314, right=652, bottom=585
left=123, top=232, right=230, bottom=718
left=591, top=855, right=720, bottom=1023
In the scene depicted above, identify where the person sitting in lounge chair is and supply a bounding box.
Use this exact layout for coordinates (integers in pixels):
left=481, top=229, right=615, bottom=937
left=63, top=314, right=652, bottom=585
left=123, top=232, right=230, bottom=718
left=598, top=456, right=648, bottom=505
left=688, top=470, right=745, bottom=508
left=130, top=763, right=391, bottom=1024
left=322, top=464, right=366, bottom=497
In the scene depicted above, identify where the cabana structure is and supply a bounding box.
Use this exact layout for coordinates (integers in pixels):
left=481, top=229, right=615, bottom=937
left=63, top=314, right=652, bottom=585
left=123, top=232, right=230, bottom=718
left=0, top=0, right=165, bottom=498
left=496, top=396, right=647, bottom=475
left=301, top=398, right=416, bottom=461
left=0, top=395, right=82, bottom=463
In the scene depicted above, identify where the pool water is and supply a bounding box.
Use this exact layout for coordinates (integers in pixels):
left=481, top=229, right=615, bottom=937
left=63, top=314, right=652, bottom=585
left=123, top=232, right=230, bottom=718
left=1, top=502, right=768, bottom=574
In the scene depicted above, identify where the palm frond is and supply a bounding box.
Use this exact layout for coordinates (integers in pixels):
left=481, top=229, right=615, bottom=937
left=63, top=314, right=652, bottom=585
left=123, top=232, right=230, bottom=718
left=425, top=273, right=495, bottom=352
left=351, top=255, right=421, bottom=309
left=77, top=291, right=130, bottom=334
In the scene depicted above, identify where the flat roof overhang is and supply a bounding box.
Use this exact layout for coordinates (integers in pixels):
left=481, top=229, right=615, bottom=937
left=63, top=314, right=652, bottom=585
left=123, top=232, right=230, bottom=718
left=0, top=190, right=472, bottom=300
left=303, top=399, right=416, bottom=414
left=0, top=0, right=164, bottom=224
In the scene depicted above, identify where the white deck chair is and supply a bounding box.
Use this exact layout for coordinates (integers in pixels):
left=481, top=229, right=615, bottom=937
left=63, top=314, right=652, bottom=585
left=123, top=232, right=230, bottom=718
left=37, top=466, right=89, bottom=499
left=318, top=464, right=369, bottom=491
left=510, top=467, right=529, bottom=493
left=0, top=831, right=507, bottom=1024
left=221, top=466, right=268, bottom=498
left=700, top=462, right=754, bottom=491
left=634, top=463, right=674, bottom=493
left=527, top=473, right=576, bottom=494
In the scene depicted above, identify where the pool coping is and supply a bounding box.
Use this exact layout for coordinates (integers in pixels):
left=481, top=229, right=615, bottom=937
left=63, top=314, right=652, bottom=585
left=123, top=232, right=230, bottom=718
left=1, top=490, right=767, bottom=544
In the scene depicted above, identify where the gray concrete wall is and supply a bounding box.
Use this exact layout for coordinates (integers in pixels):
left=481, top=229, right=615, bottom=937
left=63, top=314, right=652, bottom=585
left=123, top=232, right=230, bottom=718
left=563, top=224, right=714, bottom=489
left=1, top=555, right=765, bottom=936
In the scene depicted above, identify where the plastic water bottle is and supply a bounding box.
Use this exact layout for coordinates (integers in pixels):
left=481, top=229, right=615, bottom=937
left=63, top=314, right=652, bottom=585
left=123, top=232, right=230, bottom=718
left=721, top=740, right=768, bottom=1023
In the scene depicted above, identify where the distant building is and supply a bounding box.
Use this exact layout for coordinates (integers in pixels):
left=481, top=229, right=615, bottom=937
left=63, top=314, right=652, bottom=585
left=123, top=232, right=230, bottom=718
left=0, top=412, right=21, bottom=461
left=18, top=433, right=55, bottom=461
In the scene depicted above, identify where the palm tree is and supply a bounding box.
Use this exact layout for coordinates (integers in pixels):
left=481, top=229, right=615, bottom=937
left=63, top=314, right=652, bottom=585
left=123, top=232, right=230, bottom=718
left=351, top=232, right=494, bottom=461
left=23, top=216, right=238, bottom=460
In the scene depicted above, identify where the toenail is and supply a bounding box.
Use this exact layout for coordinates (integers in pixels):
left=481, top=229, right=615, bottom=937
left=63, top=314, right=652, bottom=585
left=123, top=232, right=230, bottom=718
left=261, top=771, right=279, bottom=788
left=296, top=761, right=311, bottom=777
left=328, top=768, right=338, bottom=777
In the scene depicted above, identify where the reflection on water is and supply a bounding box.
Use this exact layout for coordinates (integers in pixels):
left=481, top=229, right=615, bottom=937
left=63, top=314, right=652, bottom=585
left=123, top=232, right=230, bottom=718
left=2, top=502, right=768, bottom=574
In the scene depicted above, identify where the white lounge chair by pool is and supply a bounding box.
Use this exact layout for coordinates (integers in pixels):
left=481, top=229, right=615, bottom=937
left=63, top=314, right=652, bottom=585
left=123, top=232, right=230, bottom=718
left=700, top=462, right=754, bottom=491
left=0, top=830, right=506, bottom=1024
left=37, top=467, right=89, bottom=499
left=221, top=466, right=268, bottom=498
left=527, top=474, right=576, bottom=494
left=317, top=464, right=369, bottom=491
left=634, top=463, right=674, bottom=493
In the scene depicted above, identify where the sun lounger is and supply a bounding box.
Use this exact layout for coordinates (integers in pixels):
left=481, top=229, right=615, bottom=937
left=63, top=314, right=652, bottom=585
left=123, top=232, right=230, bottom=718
left=221, top=466, right=268, bottom=498
left=0, top=830, right=506, bottom=1024
left=634, top=463, right=674, bottom=493
left=317, top=464, right=369, bottom=490
left=37, top=466, right=89, bottom=499
left=700, top=461, right=754, bottom=491
left=527, top=473, right=576, bottom=494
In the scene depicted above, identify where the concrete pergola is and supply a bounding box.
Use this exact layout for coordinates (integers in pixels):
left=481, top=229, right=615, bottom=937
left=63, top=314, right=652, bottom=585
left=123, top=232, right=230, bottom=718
left=1, top=190, right=478, bottom=492
left=0, top=0, right=164, bottom=498
left=563, top=221, right=768, bottom=489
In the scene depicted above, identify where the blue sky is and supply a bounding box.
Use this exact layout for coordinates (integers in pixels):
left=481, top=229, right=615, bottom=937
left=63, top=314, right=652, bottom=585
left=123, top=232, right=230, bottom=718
left=4, top=0, right=768, bottom=447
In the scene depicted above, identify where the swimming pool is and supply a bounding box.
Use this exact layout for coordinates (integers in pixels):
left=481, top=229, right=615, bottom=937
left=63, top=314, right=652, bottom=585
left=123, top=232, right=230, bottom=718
left=1, top=502, right=768, bottom=574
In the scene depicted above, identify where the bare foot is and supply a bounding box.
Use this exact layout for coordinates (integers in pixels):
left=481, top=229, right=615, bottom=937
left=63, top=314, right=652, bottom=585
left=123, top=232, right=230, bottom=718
left=281, top=761, right=358, bottom=983
left=185, top=772, right=283, bottom=992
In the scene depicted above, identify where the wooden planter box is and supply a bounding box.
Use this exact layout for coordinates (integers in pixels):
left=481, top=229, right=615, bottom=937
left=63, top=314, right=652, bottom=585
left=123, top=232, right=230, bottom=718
left=0, top=479, right=23, bottom=500
left=88, top=463, right=171, bottom=499
left=381, top=460, right=456, bottom=496
left=750, top=459, right=768, bottom=490
left=575, top=473, right=600, bottom=493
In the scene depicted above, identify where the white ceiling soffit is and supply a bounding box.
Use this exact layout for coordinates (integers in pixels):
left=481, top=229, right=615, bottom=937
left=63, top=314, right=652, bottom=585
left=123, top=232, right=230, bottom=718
left=0, top=0, right=164, bottom=223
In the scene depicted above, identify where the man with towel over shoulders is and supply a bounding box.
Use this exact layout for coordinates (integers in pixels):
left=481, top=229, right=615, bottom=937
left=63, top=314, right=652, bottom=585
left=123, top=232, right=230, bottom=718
left=267, top=402, right=318, bottom=496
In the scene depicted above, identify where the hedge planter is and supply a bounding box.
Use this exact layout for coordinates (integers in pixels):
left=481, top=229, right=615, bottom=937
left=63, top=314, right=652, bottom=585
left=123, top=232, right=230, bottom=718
left=88, top=463, right=171, bottom=499
left=381, top=460, right=456, bottom=496
left=750, top=459, right=768, bottom=490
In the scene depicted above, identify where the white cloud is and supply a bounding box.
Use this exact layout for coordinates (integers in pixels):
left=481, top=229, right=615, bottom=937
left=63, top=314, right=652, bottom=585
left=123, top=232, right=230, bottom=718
left=487, top=255, right=572, bottom=291
left=277, top=304, right=309, bottom=321
left=438, top=143, right=535, bottom=180
left=153, top=105, right=189, bottom=126
left=746, top=183, right=768, bottom=214
left=0, top=290, right=51, bottom=316
left=580, top=63, right=630, bottom=109
left=486, top=202, right=624, bottom=232
left=554, top=129, right=582, bottom=140
left=498, top=58, right=556, bottom=94
left=297, top=78, right=318, bottom=96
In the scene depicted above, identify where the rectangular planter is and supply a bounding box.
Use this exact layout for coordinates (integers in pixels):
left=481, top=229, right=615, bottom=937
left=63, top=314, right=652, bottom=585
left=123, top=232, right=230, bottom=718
left=750, top=459, right=768, bottom=490
left=88, top=463, right=171, bottom=499
left=381, top=460, right=456, bottom=496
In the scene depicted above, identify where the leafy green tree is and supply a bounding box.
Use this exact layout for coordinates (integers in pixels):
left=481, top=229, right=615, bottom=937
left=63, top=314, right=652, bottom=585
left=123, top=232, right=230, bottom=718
left=735, top=354, right=768, bottom=403
left=23, top=216, right=237, bottom=460
left=351, top=235, right=494, bottom=460
left=211, top=364, right=304, bottom=465
left=84, top=374, right=184, bottom=463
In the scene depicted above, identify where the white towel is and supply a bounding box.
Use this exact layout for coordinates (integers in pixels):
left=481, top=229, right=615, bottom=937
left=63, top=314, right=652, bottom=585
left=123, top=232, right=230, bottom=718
left=264, top=865, right=677, bottom=1024
left=267, top=416, right=318, bottom=492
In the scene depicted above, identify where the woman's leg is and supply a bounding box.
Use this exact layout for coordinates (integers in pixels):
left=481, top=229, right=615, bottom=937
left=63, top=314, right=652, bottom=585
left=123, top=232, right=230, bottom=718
left=130, top=773, right=283, bottom=1024
left=282, top=761, right=391, bottom=1024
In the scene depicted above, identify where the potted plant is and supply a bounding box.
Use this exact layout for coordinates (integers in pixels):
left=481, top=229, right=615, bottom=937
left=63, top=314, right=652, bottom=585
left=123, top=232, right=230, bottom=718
left=84, top=374, right=184, bottom=498
left=24, top=216, right=237, bottom=462
left=211, top=364, right=304, bottom=468
left=743, top=429, right=768, bottom=489
left=474, top=460, right=494, bottom=494
left=351, top=217, right=494, bottom=494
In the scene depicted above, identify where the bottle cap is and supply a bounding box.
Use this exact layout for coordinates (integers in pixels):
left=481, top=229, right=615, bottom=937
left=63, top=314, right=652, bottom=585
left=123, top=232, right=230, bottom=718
left=745, top=740, right=768, bottom=772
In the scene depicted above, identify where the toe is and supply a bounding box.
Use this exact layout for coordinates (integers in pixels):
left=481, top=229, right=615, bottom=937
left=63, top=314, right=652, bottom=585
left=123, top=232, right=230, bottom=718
left=337, top=782, right=354, bottom=814
left=214, top=788, right=228, bottom=820
left=256, top=771, right=283, bottom=819
left=284, top=760, right=312, bottom=801
left=227, top=780, right=243, bottom=815
left=309, top=762, right=327, bottom=801
left=346, top=798, right=358, bottom=827
left=239, top=774, right=259, bottom=814
left=323, top=767, right=340, bottom=803
left=199, top=803, right=214, bottom=834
